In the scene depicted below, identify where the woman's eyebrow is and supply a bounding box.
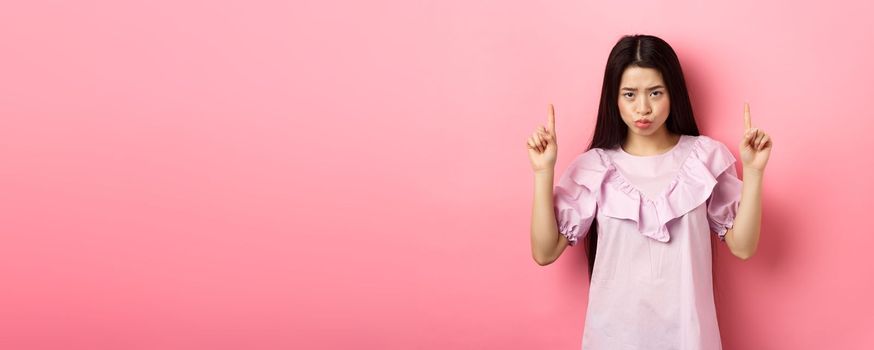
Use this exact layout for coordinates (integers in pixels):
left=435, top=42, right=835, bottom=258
left=620, top=85, right=665, bottom=91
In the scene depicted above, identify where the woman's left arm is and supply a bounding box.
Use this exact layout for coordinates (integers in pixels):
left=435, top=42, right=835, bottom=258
left=725, top=102, right=772, bottom=260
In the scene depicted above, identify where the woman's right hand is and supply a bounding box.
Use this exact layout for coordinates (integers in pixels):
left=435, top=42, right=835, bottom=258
left=527, top=104, right=559, bottom=173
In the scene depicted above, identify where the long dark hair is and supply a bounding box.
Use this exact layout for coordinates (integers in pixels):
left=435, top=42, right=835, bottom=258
left=583, top=34, right=702, bottom=280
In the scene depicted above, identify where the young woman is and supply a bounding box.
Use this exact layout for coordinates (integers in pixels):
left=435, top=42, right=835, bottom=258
left=527, top=34, right=771, bottom=349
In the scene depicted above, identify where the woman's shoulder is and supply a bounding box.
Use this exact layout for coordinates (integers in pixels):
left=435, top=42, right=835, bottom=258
left=689, top=134, right=734, bottom=152
left=559, top=148, right=612, bottom=189
left=689, top=134, right=735, bottom=157
left=568, top=147, right=611, bottom=169
left=687, top=134, right=738, bottom=176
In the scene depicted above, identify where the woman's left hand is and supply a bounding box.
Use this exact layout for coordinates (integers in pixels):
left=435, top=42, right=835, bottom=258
left=739, top=102, right=772, bottom=172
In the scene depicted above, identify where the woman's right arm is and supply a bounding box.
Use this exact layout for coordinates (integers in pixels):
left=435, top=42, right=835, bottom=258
left=526, top=104, right=569, bottom=266
left=530, top=169, right=570, bottom=265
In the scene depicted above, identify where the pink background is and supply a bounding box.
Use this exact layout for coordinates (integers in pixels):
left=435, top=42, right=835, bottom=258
left=1, top=0, right=872, bottom=349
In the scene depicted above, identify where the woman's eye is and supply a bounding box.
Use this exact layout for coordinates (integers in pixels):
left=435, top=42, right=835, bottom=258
left=623, top=92, right=634, bottom=98
left=651, top=90, right=663, bottom=96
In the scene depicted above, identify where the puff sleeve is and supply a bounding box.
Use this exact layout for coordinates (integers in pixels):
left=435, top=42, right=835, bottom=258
left=553, top=151, right=604, bottom=246
left=705, top=143, right=744, bottom=241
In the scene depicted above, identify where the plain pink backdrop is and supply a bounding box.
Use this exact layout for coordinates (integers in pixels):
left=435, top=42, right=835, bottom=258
left=1, top=0, right=872, bottom=349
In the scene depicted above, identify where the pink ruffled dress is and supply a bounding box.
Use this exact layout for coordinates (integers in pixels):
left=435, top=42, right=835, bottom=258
left=553, top=134, right=743, bottom=350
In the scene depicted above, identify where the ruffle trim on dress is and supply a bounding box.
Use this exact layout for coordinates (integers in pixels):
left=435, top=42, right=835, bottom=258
left=570, top=136, right=736, bottom=243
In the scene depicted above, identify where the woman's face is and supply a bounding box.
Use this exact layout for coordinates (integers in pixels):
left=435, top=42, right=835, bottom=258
left=617, top=66, right=671, bottom=136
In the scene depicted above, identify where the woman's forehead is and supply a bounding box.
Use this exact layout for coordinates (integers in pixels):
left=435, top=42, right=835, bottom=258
left=619, top=66, right=664, bottom=87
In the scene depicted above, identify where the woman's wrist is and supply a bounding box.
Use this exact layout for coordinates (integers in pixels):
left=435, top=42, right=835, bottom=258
left=533, top=168, right=555, bottom=178
left=742, top=166, right=765, bottom=178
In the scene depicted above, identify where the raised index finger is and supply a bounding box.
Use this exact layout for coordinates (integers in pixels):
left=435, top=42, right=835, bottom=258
left=744, top=102, right=752, bottom=130
left=548, top=103, right=556, bottom=133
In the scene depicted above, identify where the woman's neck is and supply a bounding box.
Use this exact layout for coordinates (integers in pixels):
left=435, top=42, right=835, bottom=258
left=622, top=129, right=681, bottom=156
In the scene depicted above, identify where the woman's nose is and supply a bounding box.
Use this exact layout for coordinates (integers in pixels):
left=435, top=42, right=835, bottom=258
left=637, top=101, right=651, bottom=115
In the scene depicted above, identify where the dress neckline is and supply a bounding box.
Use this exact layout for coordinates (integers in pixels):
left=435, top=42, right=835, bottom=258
left=603, top=135, right=696, bottom=203
left=618, top=134, right=687, bottom=158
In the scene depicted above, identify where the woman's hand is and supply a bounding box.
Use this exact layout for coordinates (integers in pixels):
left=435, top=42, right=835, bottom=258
left=739, top=102, right=772, bottom=172
left=527, top=104, right=559, bottom=173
